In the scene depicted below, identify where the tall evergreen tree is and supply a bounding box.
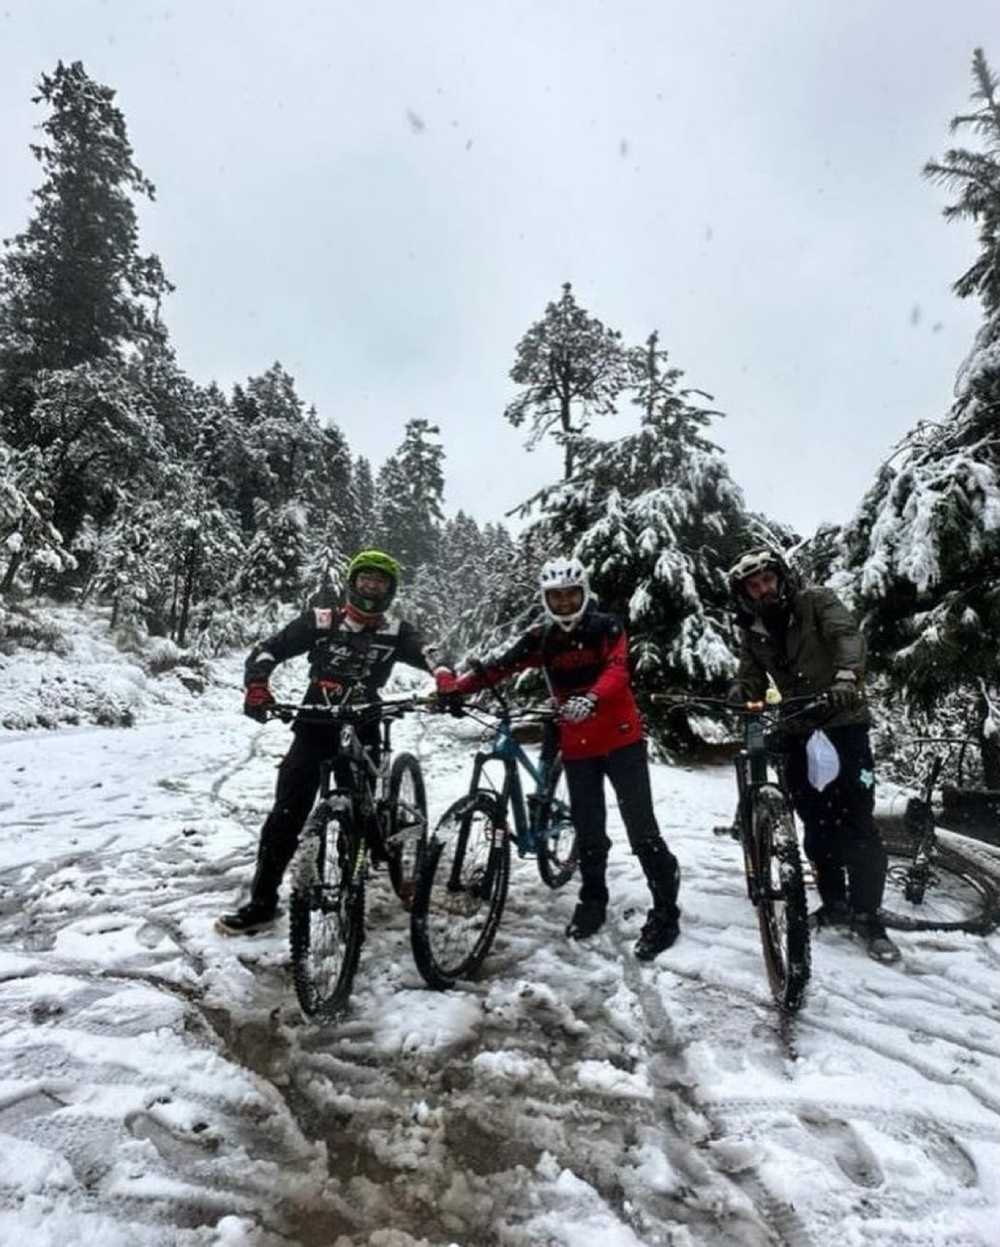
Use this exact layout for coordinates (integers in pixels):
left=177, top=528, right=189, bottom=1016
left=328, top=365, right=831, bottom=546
left=0, top=61, right=171, bottom=425
left=374, top=419, right=445, bottom=577
left=844, top=47, right=1000, bottom=782
left=504, top=283, right=629, bottom=479
left=515, top=334, right=750, bottom=691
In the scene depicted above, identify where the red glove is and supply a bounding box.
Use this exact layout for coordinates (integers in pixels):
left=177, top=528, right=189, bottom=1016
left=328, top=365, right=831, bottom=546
left=243, top=680, right=275, bottom=722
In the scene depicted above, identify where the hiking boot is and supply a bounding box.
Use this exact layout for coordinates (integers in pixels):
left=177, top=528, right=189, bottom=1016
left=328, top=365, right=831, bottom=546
left=565, top=900, right=606, bottom=940
left=809, top=899, right=852, bottom=932
left=634, top=909, right=680, bottom=961
left=215, top=901, right=279, bottom=936
left=851, top=912, right=901, bottom=964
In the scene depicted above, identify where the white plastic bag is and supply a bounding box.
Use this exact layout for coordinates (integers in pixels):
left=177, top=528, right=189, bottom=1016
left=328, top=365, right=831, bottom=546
left=806, top=729, right=840, bottom=792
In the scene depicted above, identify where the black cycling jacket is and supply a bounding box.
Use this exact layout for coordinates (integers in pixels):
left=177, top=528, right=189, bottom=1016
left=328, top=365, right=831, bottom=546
left=245, top=606, right=433, bottom=712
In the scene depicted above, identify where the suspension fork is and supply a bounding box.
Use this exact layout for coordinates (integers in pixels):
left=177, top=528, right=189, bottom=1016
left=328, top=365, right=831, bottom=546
left=734, top=754, right=761, bottom=903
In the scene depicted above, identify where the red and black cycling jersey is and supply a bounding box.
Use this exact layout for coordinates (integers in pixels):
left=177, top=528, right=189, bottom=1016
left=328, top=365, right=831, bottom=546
left=245, top=606, right=432, bottom=713
left=459, top=605, right=643, bottom=760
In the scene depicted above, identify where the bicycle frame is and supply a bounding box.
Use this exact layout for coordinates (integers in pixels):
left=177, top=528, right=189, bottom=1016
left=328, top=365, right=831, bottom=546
left=464, top=711, right=555, bottom=856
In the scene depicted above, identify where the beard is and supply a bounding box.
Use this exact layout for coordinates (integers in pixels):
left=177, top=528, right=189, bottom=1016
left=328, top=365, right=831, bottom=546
left=756, top=593, right=789, bottom=630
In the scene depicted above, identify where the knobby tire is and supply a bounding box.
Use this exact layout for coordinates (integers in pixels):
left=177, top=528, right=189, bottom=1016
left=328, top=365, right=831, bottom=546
left=535, top=754, right=578, bottom=890
left=410, top=791, right=510, bottom=989
left=385, top=752, right=428, bottom=906
left=752, top=787, right=811, bottom=1013
left=289, top=807, right=365, bottom=1019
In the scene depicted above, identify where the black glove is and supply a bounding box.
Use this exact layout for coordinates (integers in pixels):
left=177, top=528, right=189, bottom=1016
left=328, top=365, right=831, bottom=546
left=243, top=680, right=275, bottom=722
left=828, top=675, right=861, bottom=710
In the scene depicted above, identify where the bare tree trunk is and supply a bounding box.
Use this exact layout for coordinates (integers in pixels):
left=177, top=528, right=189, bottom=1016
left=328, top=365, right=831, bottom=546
left=1, top=549, right=24, bottom=593
left=175, top=538, right=199, bottom=650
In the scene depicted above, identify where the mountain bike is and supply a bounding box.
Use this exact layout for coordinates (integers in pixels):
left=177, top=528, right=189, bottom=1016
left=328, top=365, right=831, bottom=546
left=878, top=745, right=1000, bottom=935
left=410, top=685, right=577, bottom=990
left=268, top=696, right=429, bottom=1019
left=655, top=692, right=820, bottom=1013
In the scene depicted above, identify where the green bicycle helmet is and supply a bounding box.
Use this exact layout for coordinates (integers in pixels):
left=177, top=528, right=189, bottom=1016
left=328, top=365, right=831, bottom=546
left=346, top=549, right=402, bottom=617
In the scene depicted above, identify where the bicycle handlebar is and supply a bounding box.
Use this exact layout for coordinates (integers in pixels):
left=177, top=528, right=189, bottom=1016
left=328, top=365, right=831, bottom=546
left=650, top=692, right=828, bottom=714
left=265, top=695, right=436, bottom=724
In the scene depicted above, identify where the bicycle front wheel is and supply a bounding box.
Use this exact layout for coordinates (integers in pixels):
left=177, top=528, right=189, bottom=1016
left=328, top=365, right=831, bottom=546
left=410, top=791, right=510, bottom=989
left=535, top=755, right=578, bottom=890
left=752, top=788, right=811, bottom=1012
left=289, top=808, right=365, bottom=1019
left=385, top=752, right=428, bottom=907
left=879, top=823, right=1000, bottom=934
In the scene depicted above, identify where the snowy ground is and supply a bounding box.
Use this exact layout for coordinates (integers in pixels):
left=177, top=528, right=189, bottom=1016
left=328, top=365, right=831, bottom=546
left=2, top=654, right=1000, bottom=1245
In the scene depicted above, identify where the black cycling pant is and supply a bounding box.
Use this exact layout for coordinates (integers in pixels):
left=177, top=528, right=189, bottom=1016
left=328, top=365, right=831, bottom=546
left=784, top=723, right=887, bottom=914
left=250, top=725, right=379, bottom=908
left=563, top=740, right=679, bottom=918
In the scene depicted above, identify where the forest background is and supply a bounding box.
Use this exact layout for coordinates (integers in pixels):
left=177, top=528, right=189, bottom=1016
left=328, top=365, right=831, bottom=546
left=2, top=52, right=1000, bottom=782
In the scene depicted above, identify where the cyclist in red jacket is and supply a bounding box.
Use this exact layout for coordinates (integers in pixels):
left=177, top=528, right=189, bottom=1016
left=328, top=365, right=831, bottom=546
left=437, top=557, right=681, bottom=960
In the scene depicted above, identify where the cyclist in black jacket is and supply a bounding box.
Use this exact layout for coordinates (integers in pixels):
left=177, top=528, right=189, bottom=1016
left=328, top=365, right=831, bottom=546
left=217, top=550, right=436, bottom=936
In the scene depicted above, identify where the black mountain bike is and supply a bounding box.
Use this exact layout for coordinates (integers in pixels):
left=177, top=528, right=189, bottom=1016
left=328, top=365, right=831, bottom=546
left=268, top=696, right=429, bottom=1019
left=656, top=692, right=819, bottom=1013
left=878, top=745, right=1000, bottom=935
left=410, top=685, right=577, bottom=989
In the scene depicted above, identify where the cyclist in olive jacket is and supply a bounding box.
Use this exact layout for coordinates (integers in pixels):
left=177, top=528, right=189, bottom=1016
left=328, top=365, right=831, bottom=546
left=217, top=550, right=436, bottom=936
left=437, top=557, right=681, bottom=961
left=727, top=548, right=899, bottom=963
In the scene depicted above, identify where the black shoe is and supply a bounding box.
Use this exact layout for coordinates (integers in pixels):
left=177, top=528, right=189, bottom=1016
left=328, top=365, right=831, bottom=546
left=634, top=909, right=680, bottom=961
left=809, top=899, right=852, bottom=932
left=215, top=901, right=279, bottom=936
left=851, top=912, right=901, bottom=964
left=565, top=900, right=606, bottom=940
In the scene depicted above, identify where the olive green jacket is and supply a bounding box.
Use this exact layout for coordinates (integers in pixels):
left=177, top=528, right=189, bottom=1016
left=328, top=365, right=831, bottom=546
left=733, top=586, right=870, bottom=733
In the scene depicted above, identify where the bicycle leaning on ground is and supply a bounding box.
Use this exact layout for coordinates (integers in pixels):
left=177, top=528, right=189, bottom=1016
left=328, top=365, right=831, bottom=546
left=654, top=691, right=824, bottom=1013
left=264, top=696, right=430, bottom=1019
left=409, top=680, right=578, bottom=989
left=878, top=743, right=1000, bottom=935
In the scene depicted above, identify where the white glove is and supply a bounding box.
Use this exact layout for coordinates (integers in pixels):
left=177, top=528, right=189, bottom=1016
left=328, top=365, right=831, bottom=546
left=561, top=694, right=597, bottom=724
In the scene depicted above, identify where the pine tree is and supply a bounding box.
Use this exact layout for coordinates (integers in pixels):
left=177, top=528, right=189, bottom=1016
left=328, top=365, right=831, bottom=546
left=0, top=439, right=76, bottom=592
left=0, top=61, right=171, bottom=425
left=515, top=333, right=750, bottom=694
left=374, top=419, right=445, bottom=577
left=844, top=48, right=1000, bottom=783
left=505, top=283, right=630, bottom=479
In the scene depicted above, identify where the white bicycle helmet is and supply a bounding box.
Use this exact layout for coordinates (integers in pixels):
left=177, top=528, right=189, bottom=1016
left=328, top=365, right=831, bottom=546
left=727, top=548, right=794, bottom=617
left=539, top=557, right=592, bottom=631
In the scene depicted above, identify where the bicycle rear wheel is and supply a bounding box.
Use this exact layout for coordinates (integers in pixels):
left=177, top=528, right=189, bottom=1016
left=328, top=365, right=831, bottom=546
left=752, top=787, right=811, bottom=1012
left=535, top=754, right=578, bottom=889
left=385, top=752, right=428, bottom=907
left=410, top=791, right=510, bottom=989
left=289, top=808, right=365, bottom=1019
left=879, top=822, right=1000, bottom=934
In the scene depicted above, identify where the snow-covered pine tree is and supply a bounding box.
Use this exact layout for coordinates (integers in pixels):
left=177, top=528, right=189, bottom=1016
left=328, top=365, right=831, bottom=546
left=0, top=440, right=76, bottom=592
left=505, top=283, right=630, bottom=479
left=374, top=419, right=445, bottom=578
left=232, top=500, right=310, bottom=611
left=843, top=48, right=1000, bottom=783
left=0, top=60, right=171, bottom=428
left=21, top=359, right=165, bottom=579
left=351, top=456, right=376, bottom=551
left=512, top=330, right=752, bottom=704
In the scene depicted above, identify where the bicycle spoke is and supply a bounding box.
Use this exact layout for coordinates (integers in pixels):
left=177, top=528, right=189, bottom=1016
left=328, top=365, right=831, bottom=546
left=410, top=792, right=510, bottom=988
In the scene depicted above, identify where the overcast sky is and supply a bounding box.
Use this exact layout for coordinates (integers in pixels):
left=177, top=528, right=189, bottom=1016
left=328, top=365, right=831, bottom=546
left=1, top=2, right=996, bottom=537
